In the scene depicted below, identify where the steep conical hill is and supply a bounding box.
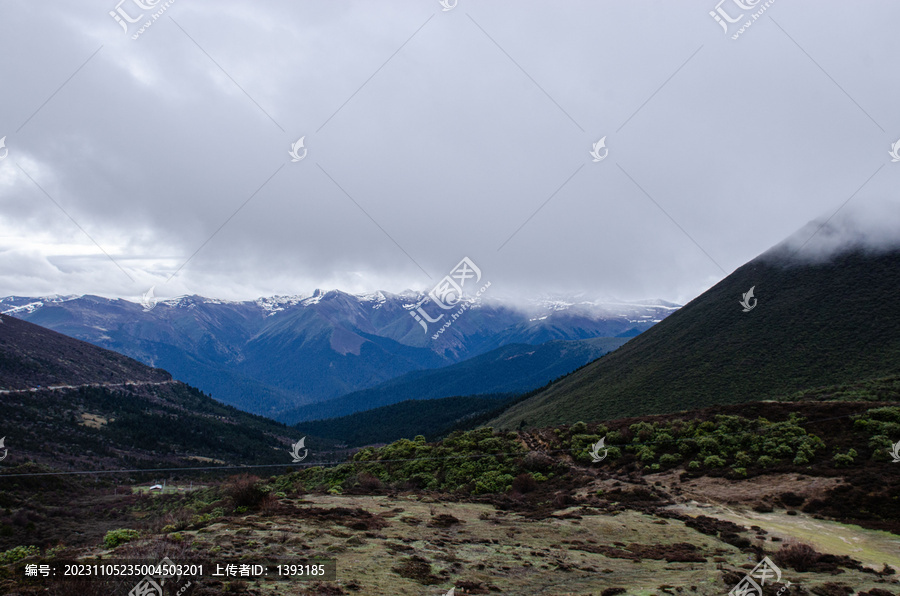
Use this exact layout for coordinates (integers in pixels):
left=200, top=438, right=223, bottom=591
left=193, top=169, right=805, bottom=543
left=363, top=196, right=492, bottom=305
left=491, top=248, right=900, bottom=428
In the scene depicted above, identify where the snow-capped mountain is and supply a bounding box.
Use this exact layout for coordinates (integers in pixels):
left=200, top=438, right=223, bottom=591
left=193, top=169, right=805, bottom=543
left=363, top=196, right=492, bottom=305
left=0, top=291, right=679, bottom=419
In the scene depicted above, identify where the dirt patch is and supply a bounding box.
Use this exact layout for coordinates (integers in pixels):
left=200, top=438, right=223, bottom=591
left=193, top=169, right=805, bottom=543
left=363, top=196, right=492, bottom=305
left=299, top=506, right=390, bottom=531
left=670, top=472, right=844, bottom=509
left=429, top=513, right=464, bottom=528
left=391, top=555, right=446, bottom=585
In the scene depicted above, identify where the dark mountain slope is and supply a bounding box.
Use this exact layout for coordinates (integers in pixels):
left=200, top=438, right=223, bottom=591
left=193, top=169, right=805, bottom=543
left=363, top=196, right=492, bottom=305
left=491, top=248, right=900, bottom=428
left=281, top=337, right=630, bottom=424
left=0, top=315, right=305, bottom=470
left=295, top=394, right=515, bottom=447
left=0, top=312, right=170, bottom=390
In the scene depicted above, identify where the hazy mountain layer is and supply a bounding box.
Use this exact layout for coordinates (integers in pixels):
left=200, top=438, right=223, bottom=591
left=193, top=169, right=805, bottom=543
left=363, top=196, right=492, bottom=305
left=1, top=292, right=676, bottom=417
left=284, top=337, right=630, bottom=424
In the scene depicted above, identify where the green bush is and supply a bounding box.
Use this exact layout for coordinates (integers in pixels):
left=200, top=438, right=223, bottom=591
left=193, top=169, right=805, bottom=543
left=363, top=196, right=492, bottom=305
left=606, top=431, right=625, bottom=445
left=637, top=447, right=656, bottom=463
left=703, top=455, right=726, bottom=468
left=757, top=455, right=777, bottom=468
left=0, top=545, right=39, bottom=565
left=734, top=451, right=753, bottom=467
left=688, top=460, right=701, bottom=471
left=659, top=453, right=681, bottom=468
left=104, top=529, right=140, bottom=549
left=832, top=448, right=857, bottom=468
left=569, top=421, right=588, bottom=435
left=473, top=471, right=514, bottom=495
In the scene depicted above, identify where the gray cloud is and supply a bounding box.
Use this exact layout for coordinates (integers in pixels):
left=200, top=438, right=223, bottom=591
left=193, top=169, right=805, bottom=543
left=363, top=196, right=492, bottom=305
left=0, top=0, right=897, bottom=305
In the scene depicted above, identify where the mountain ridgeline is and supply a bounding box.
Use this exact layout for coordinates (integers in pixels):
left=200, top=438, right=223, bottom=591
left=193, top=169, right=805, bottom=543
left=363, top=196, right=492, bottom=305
left=492, top=248, right=900, bottom=428
left=1, top=292, right=676, bottom=418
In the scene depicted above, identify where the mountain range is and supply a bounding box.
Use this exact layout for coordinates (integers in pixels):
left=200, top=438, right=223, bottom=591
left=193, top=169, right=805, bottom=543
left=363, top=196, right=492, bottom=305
left=0, top=291, right=678, bottom=419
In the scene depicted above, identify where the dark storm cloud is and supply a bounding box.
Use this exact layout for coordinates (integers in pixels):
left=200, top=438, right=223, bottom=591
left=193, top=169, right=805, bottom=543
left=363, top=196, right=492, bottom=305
left=0, top=0, right=897, bottom=304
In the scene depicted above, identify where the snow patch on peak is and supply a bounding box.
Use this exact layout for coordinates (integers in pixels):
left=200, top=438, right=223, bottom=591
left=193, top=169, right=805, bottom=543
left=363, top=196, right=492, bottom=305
left=255, top=294, right=310, bottom=316
left=0, top=301, right=45, bottom=316
left=359, top=290, right=387, bottom=309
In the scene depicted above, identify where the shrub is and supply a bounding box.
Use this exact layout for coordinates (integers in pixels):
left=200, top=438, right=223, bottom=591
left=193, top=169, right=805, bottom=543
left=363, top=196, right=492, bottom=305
left=104, top=529, right=140, bottom=549
left=679, top=438, right=698, bottom=455
left=832, top=449, right=857, bottom=468
left=729, top=452, right=750, bottom=468
left=698, top=437, right=721, bottom=456
left=659, top=453, right=681, bottom=468
left=0, top=545, right=39, bottom=565
left=226, top=475, right=267, bottom=509
left=775, top=542, right=819, bottom=572
left=703, top=455, right=726, bottom=468
left=637, top=447, right=656, bottom=463
left=606, top=431, right=625, bottom=445
left=511, top=473, right=538, bottom=494
left=473, top=471, right=514, bottom=495
left=357, top=472, right=383, bottom=492
left=688, top=460, right=701, bottom=471
left=757, top=455, right=777, bottom=468
left=570, top=421, right=588, bottom=435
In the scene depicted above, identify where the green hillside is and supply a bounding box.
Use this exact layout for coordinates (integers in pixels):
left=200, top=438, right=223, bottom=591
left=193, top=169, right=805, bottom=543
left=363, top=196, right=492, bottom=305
left=491, top=248, right=900, bottom=428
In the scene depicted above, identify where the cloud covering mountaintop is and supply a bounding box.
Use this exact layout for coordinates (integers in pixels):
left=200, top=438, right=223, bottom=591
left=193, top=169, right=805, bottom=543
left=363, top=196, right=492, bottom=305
left=0, top=1, right=897, bottom=305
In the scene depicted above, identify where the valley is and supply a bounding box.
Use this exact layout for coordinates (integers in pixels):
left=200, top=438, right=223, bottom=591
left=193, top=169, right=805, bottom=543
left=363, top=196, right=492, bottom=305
left=1, top=247, right=898, bottom=596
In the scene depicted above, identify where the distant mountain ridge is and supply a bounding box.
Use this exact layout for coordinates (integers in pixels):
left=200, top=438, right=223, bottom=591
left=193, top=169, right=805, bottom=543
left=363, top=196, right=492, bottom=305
left=1, top=291, right=678, bottom=418
left=491, top=247, right=900, bottom=428
left=283, top=336, right=630, bottom=424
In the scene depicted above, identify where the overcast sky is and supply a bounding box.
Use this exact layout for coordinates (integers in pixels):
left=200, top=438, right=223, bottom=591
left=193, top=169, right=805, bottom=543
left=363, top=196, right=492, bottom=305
left=1, top=0, right=897, bottom=305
